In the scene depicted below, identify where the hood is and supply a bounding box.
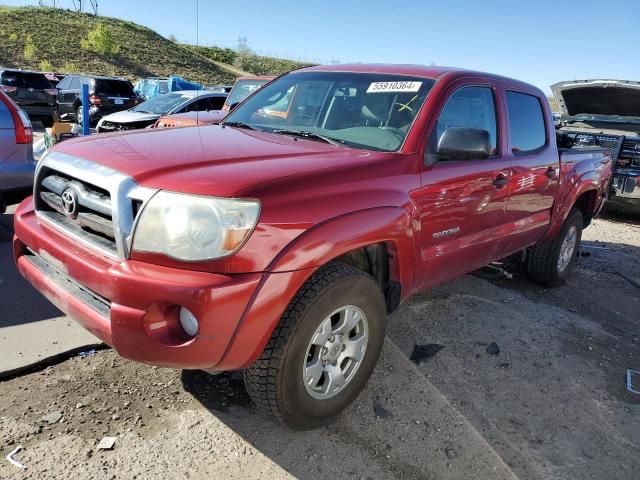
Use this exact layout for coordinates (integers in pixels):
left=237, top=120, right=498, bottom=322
left=551, top=79, right=640, bottom=118
left=53, top=125, right=378, bottom=197
left=100, top=110, right=161, bottom=124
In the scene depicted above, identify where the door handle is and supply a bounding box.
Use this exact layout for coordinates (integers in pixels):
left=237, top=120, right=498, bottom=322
left=492, top=174, right=509, bottom=189
left=545, top=166, right=557, bottom=179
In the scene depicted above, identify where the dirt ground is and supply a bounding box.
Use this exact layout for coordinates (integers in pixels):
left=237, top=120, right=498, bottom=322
left=0, top=209, right=638, bottom=479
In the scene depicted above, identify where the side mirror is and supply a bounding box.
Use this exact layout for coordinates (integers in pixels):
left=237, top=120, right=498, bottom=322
left=436, top=127, right=491, bottom=161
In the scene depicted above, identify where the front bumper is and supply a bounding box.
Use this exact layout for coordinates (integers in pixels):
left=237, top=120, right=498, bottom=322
left=610, top=169, right=640, bottom=200
left=13, top=198, right=268, bottom=370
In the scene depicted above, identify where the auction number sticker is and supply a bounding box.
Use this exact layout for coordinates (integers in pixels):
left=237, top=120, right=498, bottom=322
left=367, top=81, right=422, bottom=93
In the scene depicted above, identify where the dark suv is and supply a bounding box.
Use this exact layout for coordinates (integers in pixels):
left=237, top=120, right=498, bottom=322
left=0, top=69, right=57, bottom=127
left=56, top=74, right=137, bottom=126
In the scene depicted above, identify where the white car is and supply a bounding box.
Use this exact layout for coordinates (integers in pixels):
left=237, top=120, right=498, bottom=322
left=96, top=90, right=228, bottom=133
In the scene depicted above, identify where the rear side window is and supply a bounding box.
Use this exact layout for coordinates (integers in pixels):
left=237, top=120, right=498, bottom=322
left=1, top=71, right=52, bottom=89
left=506, top=91, right=546, bottom=153
left=56, top=76, right=71, bottom=90
left=430, top=86, right=498, bottom=158
left=94, top=79, right=134, bottom=97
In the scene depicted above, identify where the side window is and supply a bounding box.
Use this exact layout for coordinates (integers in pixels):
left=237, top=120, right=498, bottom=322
left=208, top=96, right=226, bottom=110
left=57, top=77, right=71, bottom=90
left=69, top=76, right=80, bottom=90
left=506, top=91, right=546, bottom=153
left=429, top=86, right=498, bottom=161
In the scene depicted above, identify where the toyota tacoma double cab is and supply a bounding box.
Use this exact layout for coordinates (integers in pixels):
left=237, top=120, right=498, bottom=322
left=13, top=65, right=612, bottom=429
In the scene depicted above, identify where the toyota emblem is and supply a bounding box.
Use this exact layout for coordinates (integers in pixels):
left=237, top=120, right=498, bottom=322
left=61, top=188, right=78, bottom=218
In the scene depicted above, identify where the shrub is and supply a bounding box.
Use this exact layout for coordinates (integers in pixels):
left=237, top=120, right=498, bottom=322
left=9, top=32, right=17, bottom=41
left=38, top=59, right=53, bottom=71
left=61, top=61, right=82, bottom=73
left=81, top=23, right=120, bottom=55
left=23, top=35, right=35, bottom=60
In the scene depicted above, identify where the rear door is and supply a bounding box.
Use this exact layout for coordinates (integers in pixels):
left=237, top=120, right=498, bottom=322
left=57, top=75, right=79, bottom=115
left=413, top=82, right=510, bottom=288
left=500, top=90, right=559, bottom=253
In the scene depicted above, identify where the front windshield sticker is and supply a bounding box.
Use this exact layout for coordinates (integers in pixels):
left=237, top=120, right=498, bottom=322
left=367, top=81, right=422, bottom=93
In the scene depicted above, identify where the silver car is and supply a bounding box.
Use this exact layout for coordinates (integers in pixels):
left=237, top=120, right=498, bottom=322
left=0, top=91, right=35, bottom=213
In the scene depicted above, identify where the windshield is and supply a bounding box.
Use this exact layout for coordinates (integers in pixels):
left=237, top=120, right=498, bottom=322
left=132, top=93, right=192, bottom=115
left=226, top=79, right=270, bottom=106
left=223, top=71, right=435, bottom=152
left=94, top=79, right=134, bottom=97
left=1, top=71, right=52, bottom=89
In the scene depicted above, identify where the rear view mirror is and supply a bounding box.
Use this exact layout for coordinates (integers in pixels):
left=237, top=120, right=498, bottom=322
left=436, top=127, right=491, bottom=161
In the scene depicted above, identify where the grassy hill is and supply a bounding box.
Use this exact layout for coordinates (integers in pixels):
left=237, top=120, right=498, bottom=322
left=0, top=6, right=242, bottom=84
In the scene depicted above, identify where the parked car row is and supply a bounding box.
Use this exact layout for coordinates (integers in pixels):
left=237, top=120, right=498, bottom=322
left=0, top=67, right=267, bottom=131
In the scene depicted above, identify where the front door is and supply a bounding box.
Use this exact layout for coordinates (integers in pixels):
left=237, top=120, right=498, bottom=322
left=413, top=84, right=510, bottom=289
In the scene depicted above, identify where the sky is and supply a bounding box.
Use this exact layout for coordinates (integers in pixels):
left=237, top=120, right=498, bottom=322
left=5, top=0, right=640, bottom=93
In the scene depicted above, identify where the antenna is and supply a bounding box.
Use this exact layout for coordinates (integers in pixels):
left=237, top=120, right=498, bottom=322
left=196, top=0, right=199, bottom=126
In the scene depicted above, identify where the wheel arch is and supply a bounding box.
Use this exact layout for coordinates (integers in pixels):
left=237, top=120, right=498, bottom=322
left=216, top=207, right=416, bottom=371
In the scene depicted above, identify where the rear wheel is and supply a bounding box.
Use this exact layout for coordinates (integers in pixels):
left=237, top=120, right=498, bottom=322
left=244, top=262, right=387, bottom=430
left=76, top=105, right=83, bottom=125
left=526, top=208, right=583, bottom=287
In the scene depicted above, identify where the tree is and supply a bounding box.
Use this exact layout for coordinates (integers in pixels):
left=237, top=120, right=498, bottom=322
left=81, top=23, right=120, bottom=55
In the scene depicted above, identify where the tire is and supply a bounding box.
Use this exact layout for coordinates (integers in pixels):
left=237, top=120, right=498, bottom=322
left=76, top=105, right=83, bottom=126
left=244, top=262, right=387, bottom=430
left=41, top=116, right=54, bottom=128
left=0, top=194, right=6, bottom=214
left=526, top=208, right=583, bottom=287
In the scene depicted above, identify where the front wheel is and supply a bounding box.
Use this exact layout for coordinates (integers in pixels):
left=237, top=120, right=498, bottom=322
left=244, top=262, right=387, bottom=430
left=526, top=208, right=583, bottom=287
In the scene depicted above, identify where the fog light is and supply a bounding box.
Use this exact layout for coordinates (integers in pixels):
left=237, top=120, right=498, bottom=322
left=179, top=307, right=199, bottom=337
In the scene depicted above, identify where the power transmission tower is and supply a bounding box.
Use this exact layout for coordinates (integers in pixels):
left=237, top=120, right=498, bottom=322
left=72, top=0, right=82, bottom=12
left=89, top=0, right=98, bottom=14
left=237, top=36, right=249, bottom=52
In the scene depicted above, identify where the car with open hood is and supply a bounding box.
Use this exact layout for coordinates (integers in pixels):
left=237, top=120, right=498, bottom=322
left=96, top=90, right=228, bottom=133
left=553, top=79, right=640, bottom=214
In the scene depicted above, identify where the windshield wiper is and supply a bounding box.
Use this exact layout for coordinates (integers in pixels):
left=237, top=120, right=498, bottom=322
left=223, top=121, right=261, bottom=131
left=272, top=129, right=344, bottom=146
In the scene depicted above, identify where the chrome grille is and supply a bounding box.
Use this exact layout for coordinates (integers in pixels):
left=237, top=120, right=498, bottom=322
left=38, top=170, right=117, bottom=251
left=566, top=132, right=623, bottom=160
left=618, top=140, right=640, bottom=167
left=34, top=152, right=156, bottom=259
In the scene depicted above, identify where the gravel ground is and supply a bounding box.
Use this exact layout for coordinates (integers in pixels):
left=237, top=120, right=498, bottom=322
left=0, top=211, right=638, bottom=479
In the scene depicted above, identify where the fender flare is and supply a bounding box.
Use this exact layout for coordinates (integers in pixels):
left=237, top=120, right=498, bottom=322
left=269, top=206, right=415, bottom=288
left=216, top=206, right=416, bottom=370
left=543, top=171, right=602, bottom=242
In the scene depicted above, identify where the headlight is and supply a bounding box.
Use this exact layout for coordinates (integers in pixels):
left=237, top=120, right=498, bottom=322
left=132, top=191, right=260, bottom=261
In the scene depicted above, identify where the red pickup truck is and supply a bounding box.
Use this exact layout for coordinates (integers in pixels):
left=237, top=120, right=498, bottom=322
left=13, top=65, right=611, bottom=429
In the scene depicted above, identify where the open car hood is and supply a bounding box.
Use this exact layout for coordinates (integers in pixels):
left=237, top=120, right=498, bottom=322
left=551, top=79, right=640, bottom=118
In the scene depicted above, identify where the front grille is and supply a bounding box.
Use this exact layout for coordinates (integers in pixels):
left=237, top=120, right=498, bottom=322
left=565, top=132, right=623, bottom=160
left=37, top=167, right=118, bottom=254
left=34, top=152, right=157, bottom=259
left=618, top=140, right=640, bottom=168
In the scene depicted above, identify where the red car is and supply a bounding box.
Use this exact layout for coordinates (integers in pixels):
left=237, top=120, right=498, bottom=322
left=154, top=109, right=227, bottom=128
left=13, top=64, right=611, bottom=429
